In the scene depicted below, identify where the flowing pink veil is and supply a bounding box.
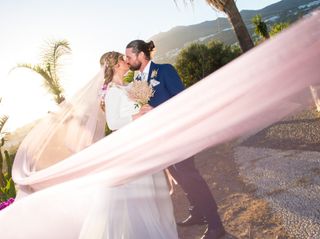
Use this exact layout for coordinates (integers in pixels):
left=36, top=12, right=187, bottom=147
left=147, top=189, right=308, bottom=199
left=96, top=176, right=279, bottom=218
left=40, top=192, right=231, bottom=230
left=12, top=67, right=106, bottom=195
left=0, top=10, right=319, bottom=239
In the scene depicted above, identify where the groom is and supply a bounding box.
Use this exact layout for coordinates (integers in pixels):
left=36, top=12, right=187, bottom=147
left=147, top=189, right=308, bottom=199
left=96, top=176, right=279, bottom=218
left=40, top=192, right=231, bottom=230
left=125, top=39, right=226, bottom=239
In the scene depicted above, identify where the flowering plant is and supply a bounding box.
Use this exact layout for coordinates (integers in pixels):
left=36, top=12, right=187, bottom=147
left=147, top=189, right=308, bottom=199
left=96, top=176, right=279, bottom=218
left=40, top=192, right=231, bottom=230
left=99, top=84, right=108, bottom=112
left=99, top=84, right=108, bottom=98
left=0, top=197, right=14, bottom=211
left=127, top=80, right=154, bottom=107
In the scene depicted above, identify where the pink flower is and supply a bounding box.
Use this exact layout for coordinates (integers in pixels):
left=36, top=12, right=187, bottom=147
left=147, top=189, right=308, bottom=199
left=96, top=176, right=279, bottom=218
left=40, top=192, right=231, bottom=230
left=0, top=198, right=15, bottom=210
left=102, top=84, right=107, bottom=91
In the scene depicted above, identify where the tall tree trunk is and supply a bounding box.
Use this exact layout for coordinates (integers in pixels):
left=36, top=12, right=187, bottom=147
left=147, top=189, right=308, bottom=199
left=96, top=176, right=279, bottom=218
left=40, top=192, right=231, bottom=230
left=224, top=0, right=254, bottom=52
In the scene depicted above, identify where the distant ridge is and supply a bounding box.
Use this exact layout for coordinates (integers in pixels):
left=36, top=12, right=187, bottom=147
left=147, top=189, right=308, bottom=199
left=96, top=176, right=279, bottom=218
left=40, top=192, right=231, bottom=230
left=149, top=0, right=320, bottom=63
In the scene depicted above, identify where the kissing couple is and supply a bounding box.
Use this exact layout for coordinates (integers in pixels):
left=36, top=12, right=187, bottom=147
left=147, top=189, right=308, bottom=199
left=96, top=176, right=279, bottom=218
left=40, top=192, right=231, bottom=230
left=7, top=39, right=225, bottom=239
left=82, top=40, right=225, bottom=239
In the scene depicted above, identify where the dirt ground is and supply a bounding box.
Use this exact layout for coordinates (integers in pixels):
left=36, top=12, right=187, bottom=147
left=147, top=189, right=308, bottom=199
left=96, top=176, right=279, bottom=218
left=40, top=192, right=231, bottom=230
left=170, top=109, right=320, bottom=239
left=171, top=142, right=291, bottom=239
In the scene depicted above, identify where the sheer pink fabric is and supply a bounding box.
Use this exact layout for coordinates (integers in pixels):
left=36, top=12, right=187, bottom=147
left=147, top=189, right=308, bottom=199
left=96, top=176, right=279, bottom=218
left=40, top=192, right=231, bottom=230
left=0, top=10, right=319, bottom=239
left=12, top=68, right=106, bottom=195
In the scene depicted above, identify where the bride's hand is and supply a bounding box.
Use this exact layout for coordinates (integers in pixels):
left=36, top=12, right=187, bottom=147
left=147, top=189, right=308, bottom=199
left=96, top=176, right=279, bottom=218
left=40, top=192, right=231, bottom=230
left=140, top=104, right=153, bottom=112
left=132, top=104, right=153, bottom=120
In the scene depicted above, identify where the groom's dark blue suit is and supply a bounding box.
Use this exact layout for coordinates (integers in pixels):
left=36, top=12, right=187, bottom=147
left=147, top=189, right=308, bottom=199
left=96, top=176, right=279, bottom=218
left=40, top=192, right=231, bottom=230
left=146, top=61, right=223, bottom=231
left=147, top=62, right=183, bottom=107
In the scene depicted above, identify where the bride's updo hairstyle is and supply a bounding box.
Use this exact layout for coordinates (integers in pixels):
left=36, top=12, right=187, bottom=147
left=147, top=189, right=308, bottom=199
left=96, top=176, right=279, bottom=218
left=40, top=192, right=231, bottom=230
left=126, top=40, right=155, bottom=60
left=99, top=51, right=124, bottom=85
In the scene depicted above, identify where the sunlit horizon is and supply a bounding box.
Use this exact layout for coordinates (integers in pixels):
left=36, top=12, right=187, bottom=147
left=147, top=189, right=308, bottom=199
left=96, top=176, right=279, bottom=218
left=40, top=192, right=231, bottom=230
left=0, top=0, right=281, bottom=132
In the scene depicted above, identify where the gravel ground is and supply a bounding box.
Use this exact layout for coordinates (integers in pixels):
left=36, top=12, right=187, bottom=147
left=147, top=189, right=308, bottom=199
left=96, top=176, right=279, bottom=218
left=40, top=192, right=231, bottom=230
left=235, top=108, right=320, bottom=238
left=241, top=108, right=320, bottom=152
left=235, top=147, right=320, bottom=239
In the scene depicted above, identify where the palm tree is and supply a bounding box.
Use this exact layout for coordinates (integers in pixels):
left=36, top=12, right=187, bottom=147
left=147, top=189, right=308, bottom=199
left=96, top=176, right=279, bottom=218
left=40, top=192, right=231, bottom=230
left=269, top=22, right=289, bottom=37
left=252, top=15, right=270, bottom=40
left=13, top=39, right=71, bottom=104
left=0, top=116, right=8, bottom=136
left=175, top=0, right=254, bottom=52
left=0, top=98, right=8, bottom=136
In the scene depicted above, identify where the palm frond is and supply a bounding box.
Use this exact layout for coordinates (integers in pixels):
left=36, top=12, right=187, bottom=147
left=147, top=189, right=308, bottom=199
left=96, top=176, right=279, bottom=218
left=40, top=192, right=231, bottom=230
left=16, top=64, right=50, bottom=84
left=12, top=39, right=71, bottom=104
left=15, top=64, right=63, bottom=97
left=41, top=39, right=71, bottom=80
left=205, top=0, right=227, bottom=12
left=0, top=115, right=8, bottom=134
left=173, top=0, right=225, bottom=12
left=173, top=0, right=194, bottom=8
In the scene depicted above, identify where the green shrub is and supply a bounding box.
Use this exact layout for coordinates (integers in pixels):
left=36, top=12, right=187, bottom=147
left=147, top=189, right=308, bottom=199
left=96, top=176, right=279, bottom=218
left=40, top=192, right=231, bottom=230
left=0, top=143, right=16, bottom=202
left=175, top=40, right=241, bottom=87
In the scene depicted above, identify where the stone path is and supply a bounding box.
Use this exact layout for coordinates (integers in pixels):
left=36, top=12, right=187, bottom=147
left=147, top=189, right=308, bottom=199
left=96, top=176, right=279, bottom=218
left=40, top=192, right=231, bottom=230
left=235, top=146, right=320, bottom=239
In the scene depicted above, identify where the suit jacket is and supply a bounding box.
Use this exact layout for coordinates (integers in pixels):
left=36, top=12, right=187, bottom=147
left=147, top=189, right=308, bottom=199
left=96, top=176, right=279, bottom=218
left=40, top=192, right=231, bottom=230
left=147, top=61, right=185, bottom=107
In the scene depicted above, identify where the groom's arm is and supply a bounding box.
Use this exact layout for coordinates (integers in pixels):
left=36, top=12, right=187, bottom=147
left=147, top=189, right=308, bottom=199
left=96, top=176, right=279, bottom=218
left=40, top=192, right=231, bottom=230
left=162, top=64, right=185, bottom=97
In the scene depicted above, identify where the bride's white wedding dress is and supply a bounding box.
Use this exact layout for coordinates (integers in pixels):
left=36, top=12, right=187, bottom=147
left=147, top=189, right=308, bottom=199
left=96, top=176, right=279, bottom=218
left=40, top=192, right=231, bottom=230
left=79, top=83, right=178, bottom=239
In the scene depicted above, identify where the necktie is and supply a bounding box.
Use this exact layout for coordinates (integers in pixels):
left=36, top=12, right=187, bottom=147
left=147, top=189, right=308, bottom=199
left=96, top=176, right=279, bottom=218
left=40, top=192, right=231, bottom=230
left=136, top=74, right=142, bottom=81
left=136, top=72, right=145, bottom=81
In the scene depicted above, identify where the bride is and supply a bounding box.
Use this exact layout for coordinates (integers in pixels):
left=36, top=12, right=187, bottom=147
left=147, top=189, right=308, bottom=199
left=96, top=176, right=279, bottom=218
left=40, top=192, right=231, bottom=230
left=79, top=51, right=179, bottom=239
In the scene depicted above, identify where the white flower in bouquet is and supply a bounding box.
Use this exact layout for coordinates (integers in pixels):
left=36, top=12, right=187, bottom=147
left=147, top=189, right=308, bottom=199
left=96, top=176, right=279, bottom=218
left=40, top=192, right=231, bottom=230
left=127, top=80, right=154, bottom=106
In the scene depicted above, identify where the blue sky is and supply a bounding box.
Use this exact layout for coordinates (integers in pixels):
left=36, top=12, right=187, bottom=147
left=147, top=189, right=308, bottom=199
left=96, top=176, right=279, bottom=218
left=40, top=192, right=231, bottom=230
left=0, top=0, right=281, bottom=130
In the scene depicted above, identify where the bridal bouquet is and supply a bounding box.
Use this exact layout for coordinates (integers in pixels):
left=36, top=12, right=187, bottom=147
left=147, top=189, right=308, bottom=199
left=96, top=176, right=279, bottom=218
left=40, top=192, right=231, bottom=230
left=127, top=80, right=154, bottom=106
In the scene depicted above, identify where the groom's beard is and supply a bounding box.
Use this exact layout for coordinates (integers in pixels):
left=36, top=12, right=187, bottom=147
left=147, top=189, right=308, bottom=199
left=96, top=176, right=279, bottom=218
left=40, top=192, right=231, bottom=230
left=129, top=62, right=141, bottom=71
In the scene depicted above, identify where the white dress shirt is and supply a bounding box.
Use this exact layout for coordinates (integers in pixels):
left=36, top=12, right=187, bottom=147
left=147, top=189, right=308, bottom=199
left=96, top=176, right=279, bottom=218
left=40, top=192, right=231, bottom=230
left=136, top=61, right=152, bottom=81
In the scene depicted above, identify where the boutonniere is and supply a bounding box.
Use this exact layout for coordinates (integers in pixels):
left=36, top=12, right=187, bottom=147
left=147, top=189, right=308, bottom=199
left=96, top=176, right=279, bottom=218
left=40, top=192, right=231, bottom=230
left=150, top=69, right=158, bottom=79
left=150, top=68, right=160, bottom=87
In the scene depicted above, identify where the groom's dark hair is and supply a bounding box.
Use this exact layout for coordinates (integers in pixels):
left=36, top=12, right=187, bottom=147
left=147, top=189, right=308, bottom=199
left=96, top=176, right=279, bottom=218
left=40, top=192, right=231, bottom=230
left=126, top=40, right=155, bottom=60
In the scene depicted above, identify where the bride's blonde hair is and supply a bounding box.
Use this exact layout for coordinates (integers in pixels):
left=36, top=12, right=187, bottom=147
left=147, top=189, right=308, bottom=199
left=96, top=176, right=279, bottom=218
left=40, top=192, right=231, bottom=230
left=99, top=51, right=124, bottom=86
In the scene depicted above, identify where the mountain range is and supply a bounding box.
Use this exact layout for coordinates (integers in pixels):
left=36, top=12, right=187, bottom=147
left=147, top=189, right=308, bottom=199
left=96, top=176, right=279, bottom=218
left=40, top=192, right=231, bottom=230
left=149, top=0, right=320, bottom=64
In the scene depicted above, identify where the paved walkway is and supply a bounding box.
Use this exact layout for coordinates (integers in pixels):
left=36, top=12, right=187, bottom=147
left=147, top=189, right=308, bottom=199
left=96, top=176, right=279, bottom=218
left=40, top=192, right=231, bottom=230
left=234, top=146, right=320, bottom=239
